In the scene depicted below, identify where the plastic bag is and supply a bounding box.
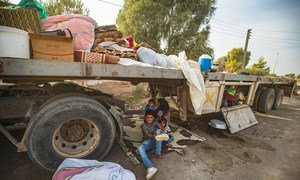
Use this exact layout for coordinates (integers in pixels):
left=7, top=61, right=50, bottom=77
left=137, top=47, right=159, bottom=66
left=17, top=0, right=47, bottom=19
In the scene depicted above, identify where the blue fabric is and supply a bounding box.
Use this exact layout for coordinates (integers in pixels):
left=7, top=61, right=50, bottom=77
left=145, top=105, right=156, bottom=112
left=163, top=135, right=174, bottom=146
left=138, top=138, right=162, bottom=168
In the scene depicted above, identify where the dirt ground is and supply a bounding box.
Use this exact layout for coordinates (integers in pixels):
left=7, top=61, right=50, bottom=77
left=0, top=82, right=299, bottom=180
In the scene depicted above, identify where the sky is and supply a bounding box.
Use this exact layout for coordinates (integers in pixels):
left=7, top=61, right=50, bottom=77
left=9, top=0, right=300, bottom=75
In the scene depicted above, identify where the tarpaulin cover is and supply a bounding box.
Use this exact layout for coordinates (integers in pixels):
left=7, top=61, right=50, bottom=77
left=53, top=158, right=135, bottom=180
left=179, top=51, right=205, bottom=115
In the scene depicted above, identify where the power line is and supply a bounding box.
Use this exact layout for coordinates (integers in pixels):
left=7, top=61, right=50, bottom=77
left=211, top=30, right=245, bottom=38
left=211, top=17, right=248, bottom=30
left=253, top=29, right=300, bottom=34
left=212, top=29, right=300, bottom=44
left=251, top=38, right=300, bottom=45
left=96, top=0, right=123, bottom=7
left=211, top=25, right=246, bottom=35
left=253, top=35, right=300, bottom=43
left=211, top=20, right=246, bottom=31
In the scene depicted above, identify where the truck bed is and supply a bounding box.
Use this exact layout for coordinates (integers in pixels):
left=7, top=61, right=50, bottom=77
left=0, top=58, right=293, bottom=85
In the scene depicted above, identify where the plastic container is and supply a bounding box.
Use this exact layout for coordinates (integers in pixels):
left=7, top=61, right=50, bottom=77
left=0, top=26, right=30, bottom=59
left=198, top=54, right=212, bottom=72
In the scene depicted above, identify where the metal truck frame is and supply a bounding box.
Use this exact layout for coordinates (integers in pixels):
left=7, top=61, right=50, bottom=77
left=0, top=58, right=296, bottom=171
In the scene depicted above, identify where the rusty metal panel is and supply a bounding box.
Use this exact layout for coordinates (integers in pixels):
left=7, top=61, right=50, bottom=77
left=0, top=97, right=32, bottom=119
left=207, top=73, right=258, bottom=82
left=221, top=105, right=258, bottom=134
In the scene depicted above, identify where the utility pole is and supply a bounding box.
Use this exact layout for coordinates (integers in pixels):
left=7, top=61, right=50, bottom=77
left=241, top=29, right=252, bottom=72
left=273, top=53, right=279, bottom=74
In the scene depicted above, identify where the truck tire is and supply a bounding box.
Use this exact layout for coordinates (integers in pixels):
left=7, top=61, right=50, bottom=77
left=258, top=88, right=275, bottom=113
left=26, top=95, right=116, bottom=171
left=272, top=88, right=284, bottom=110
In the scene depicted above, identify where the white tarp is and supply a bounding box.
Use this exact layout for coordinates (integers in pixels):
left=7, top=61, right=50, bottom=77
left=52, top=158, right=135, bottom=180
left=179, top=52, right=205, bottom=115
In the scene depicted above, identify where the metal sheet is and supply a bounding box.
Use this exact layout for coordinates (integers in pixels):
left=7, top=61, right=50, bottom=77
left=221, top=105, right=258, bottom=134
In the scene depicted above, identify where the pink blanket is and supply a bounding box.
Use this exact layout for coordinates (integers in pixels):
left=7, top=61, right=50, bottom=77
left=42, top=14, right=98, bottom=51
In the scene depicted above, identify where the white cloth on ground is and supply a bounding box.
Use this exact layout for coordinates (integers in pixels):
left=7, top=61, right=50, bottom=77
left=52, top=158, right=136, bottom=180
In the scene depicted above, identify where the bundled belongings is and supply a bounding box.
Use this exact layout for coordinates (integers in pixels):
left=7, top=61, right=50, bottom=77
left=0, top=7, right=41, bottom=33
left=93, top=25, right=123, bottom=45
left=92, top=25, right=138, bottom=60
left=17, top=0, right=47, bottom=19
left=137, top=47, right=176, bottom=68
left=92, top=42, right=138, bottom=60
left=74, top=50, right=119, bottom=64
left=42, top=14, right=98, bottom=51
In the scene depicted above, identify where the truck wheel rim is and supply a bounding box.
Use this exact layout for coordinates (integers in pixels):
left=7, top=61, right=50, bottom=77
left=52, top=119, right=100, bottom=157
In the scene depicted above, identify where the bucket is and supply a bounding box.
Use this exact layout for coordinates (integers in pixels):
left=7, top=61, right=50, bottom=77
left=0, top=26, right=30, bottom=59
left=198, top=54, right=212, bottom=72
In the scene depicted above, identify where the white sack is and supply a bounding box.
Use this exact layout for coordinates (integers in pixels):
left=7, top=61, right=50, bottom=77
left=137, top=47, right=158, bottom=66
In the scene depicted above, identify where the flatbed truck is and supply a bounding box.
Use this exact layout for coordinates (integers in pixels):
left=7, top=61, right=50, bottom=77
left=0, top=58, right=295, bottom=171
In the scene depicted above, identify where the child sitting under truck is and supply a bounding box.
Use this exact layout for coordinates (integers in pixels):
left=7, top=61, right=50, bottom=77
left=155, top=117, right=174, bottom=147
left=145, top=99, right=156, bottom=112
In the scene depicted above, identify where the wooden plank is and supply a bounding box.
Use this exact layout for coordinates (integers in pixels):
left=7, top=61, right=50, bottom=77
left=216, top=83, right=225, bottom=112
left=177, top=85, right=188, bottom=121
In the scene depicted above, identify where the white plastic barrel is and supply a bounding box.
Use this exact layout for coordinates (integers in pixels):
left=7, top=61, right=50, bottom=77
left=0, top=26, right=30, bottom=59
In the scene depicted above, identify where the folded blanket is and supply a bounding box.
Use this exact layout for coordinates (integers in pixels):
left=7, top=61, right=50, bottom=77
left=74, top=51, right=119, bottom=64
left=42, top=14, right=97, bottom=51
left=0, top=7, right=41, bottom=33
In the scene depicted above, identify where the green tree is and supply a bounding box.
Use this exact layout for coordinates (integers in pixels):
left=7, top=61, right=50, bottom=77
left=217, top=47, right=251, bottom=73
left=117, top=0, right=216, bottom=59
left=269, top=73, right=277, bottom=77
left=285, top=73, right=296, bottom=79
left=214, top=56, right=226, bottom=72
left=41, top=0, right=89, bottom=16
left=296, top=74, right=300, bottom=79
left=227, top=48, right=250, bottom=65
left=245, top=57, right=270, bottom=76
left=225, top=59, right=242, bottom=73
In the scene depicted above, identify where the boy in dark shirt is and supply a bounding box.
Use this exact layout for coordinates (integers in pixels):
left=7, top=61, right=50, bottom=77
left=138, top=110, right=161, bottom=180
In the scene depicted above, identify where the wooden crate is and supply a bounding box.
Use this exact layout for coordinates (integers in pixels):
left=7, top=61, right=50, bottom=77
left=29, top=33, right=74, bottom=62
